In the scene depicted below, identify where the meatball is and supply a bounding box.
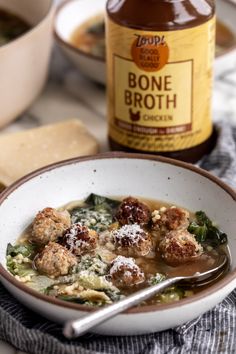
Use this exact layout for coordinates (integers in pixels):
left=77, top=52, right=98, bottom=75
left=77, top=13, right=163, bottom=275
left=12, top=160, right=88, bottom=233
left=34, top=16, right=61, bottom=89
left=116, top=197, right=151, bottom=226
left=109, top=255, right=145, bottom=288
left=152, top=206, right=189, bottom=233
left=112, top=224, right=152, bottom=257
left=34, top=242, right=77, bottom=277
left=31, top=207, right=71, bottom=245
left=158, top=229, right=203, bottom=266
left=61, top=223, right=98, bottom=256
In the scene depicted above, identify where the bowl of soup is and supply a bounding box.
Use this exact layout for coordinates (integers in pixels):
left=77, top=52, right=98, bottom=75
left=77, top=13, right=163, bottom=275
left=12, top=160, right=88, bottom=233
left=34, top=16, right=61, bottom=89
left=0, top=0, right=54, bottom=128
left=54, top=0, right=236, bottom=84
left=54, top=0, right=106, bottom=84
left=0, top=152, right=236, bottom=336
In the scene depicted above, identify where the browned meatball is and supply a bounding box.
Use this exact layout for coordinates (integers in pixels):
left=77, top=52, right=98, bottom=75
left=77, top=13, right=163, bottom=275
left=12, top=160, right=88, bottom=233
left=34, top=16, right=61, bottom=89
left=152, top=206, right=189, bottom=233
left=116, top=197, right=151, bottom=226
left=109, top=255, right=145, bottom=288
left=34, top=242, right=77, bottom=277
left=112, top=224, right=152, bottom=257
left=31, top=207, right=71, bottom=245
left=61, top=223, right=98, bottom=256
left=158, top=229, right=203, bottom=266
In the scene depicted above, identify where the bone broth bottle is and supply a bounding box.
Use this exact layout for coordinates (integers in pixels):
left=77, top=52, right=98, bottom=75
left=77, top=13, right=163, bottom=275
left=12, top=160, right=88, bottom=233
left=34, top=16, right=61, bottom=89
left=106, top=0, right=216, bottom=162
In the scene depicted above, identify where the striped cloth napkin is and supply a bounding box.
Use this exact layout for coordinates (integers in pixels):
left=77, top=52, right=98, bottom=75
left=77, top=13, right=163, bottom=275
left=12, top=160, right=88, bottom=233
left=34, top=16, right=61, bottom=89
left=0, top=123, right=236, bottom=354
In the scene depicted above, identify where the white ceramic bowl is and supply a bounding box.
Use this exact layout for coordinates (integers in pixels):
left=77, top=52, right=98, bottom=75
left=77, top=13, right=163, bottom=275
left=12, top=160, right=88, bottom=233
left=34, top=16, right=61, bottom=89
left=54, top=0, right=236, bottom=85
left=54, top=0, right=106, bottom=85
left=0, top=153, right=236, bottom=336
left=0, top=0, right=54, bottom=128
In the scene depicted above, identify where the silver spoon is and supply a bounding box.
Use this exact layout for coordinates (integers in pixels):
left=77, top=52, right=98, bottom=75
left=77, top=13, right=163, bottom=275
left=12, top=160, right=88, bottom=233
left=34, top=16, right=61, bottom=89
left=63, top=254, right=228, bottom=339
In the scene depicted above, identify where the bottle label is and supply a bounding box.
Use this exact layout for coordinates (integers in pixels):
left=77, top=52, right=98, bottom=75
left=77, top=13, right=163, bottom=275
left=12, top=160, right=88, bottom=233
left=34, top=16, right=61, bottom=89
left=107, top=17, right=215, bottom=152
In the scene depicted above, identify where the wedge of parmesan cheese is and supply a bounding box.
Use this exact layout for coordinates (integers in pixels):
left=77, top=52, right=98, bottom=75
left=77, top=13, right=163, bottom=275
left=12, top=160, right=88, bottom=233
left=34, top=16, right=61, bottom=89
left=0, top=119, right=99, bottom=186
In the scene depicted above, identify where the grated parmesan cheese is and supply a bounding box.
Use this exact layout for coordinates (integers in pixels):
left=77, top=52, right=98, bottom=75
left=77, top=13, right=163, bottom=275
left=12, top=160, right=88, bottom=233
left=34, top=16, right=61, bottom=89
left=65, top=223, right=89, bottom=251
left=110, top=255, right=142, bottom=275
left=112, top=224, right=147, bottom=246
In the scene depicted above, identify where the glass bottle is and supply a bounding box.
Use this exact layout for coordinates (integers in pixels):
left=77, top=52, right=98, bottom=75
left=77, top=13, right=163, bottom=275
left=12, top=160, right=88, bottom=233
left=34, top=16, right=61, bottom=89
left=106, top=0, right=216, bottom=162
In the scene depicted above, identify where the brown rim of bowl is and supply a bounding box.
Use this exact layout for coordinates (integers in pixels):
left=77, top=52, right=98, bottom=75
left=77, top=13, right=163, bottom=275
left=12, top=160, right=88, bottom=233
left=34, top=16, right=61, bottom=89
left=54, top=0, right=105, bottom=63
left=0, top=151, right=236, bottom=314
left=0, top=0, right=54, bottom=51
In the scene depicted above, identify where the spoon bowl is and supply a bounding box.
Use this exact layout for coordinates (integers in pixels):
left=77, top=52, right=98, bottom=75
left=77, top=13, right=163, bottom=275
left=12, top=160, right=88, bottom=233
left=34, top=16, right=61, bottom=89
left=63, top=254, right=228, bottom=339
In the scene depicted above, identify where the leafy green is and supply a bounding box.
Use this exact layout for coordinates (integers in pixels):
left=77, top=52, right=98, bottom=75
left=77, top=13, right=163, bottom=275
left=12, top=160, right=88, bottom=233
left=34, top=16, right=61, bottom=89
left=157, top=286, right=184, bottom=303
left=7, top=256, right=37, bottom=277
left=70, top=207, right=113, bottom=232
left=148, top=273, right=166, bottom=285
left=26, top=256, right=109, bottom=295
left=188, top=221, right=208, bottom=243
left=85, top=193, right=120, bottom=209
left=6, top=243, right=35, bottom=258
left=41, top=255, right=119, bottom=304
left=56, top=288, right=121, bottom=306
left=101, top=288, right=122, bottom=302
left=6, top=243, right=37, bottom=277
left=188, top=211, right=227, bottom=247
left=87, top=20, right=105, bottom=36
left=28, top=275, right=56, bottom=293
left=77, top=272, right=115, bottom=291
left=75, top=255, right=108, bottom=275
left=147, top=274, right=184, bottom=304
left=70, top=194, right=120, bottom=232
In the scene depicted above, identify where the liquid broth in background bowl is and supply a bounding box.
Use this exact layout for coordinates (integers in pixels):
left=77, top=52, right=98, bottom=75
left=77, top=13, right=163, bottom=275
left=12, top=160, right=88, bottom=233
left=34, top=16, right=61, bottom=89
left=0, top=9, right=30, bottom=46
left=0, top=0, right=54, bottom=128
left=69, top=16, right=236, bottom=61
left=54, top=0, right=236, bottom=85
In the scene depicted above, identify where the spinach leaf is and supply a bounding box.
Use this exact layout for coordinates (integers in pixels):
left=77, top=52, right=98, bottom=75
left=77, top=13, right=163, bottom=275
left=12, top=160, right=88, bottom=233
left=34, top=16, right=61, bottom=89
left=158, top=286, right=184, bottom=303
left=70, top=194, right=120, bottom=232
left=6, top=243, right=38, bottom=277
left=70, top=207, right=113, bottom=232
left=75, top=255, right=108, bottom=275
left=148, top=273, right=166, bottom=285
left=27, top=275, right=56, bottom=293
left=57, top=293, right=110, bottom=307
left=85, top=193, right=120, bottom=209
left=188, top=221, right=208, bottom=243
left=7, top=257, right=36, bottom=277
left=188, top=211, right=227, bottom=247
left=6, top=243, right=35, bottom=258
left=101, top=288, right=122, bottom=302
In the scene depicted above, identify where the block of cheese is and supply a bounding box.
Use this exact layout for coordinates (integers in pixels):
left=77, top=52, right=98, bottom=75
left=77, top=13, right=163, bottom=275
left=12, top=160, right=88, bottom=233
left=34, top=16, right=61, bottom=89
left=0, top=119, right=99, bottom=186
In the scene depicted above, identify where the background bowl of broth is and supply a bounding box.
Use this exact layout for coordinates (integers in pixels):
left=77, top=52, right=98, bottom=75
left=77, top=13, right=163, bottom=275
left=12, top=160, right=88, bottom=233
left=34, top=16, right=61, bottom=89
left=0, top=0, right=54, bottom=128
left=0, top=152, right=236, bottom=335
left=55, top=0, right=106, bottom=84
left=54, top=0, right=236, bottom=85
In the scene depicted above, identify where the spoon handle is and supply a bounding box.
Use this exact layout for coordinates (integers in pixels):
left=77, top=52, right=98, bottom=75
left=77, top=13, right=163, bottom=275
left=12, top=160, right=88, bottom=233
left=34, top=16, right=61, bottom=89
left=63, top=276, right=182, bottom=338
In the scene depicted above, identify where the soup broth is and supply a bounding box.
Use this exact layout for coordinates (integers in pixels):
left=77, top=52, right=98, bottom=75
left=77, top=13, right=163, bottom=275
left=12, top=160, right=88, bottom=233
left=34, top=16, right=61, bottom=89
left=6, top=194, right=229, bottom=307
left=0, top=9, right=30, bottom=46
left=70, top=14, right=105, bottom=59
left=70, top=16, right=236, bottom=59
